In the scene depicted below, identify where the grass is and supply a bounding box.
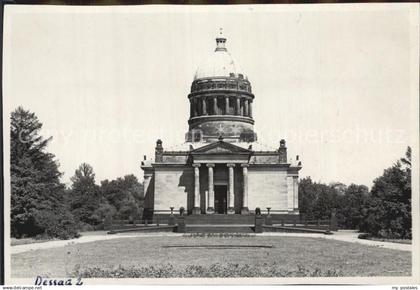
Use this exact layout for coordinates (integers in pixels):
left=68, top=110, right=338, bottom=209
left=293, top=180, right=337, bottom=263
left=11, top=237, right=56, bottom=246
left=11, top=236, right=411, bottom=278
left=10, top=231, right=106, bottom=246
left=364, top=237, right=412, bottom=245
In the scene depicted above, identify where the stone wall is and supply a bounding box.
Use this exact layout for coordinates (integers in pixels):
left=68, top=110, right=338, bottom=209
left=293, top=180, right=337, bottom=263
left=247, top=167, right=288, bottom=212
left=251, top=155, right=279, bottom=164
left=162, top=155, right=189, bottom=163
left=154, top=167, right=194, bottom=213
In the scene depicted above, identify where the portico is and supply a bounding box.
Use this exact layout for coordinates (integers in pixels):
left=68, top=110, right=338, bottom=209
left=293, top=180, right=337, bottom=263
left=190, top=140, right=251, bottom=215
left=191, top=162, right=249, bottom=215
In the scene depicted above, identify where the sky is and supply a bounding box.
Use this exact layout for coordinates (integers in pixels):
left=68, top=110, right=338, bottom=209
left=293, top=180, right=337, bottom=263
left=3, top=4, right=419, bottom=188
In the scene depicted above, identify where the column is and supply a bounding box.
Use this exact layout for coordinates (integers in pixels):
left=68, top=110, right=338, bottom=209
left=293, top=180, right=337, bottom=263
left=244, top=99, right=249, bottom=117
left=213, top=97, right=218, bottom=115
left=236, top=97, right=240, bottom=115
left=241, top=164, right=249, bottom=214
left=227, top=163, right=235, bottom=214
left=225, top=97, right=229, bottom=115
left=192, top=164, right=201, bottom=214
left=207, top=164, right=215, bottom=214
left=249, top=101, right=253, bottom=118
left=202, top=98, right=207, bottom=115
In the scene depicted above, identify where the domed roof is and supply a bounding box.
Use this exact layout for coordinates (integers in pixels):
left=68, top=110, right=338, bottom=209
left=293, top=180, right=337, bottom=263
left=194, top=36, right=246, bottom=80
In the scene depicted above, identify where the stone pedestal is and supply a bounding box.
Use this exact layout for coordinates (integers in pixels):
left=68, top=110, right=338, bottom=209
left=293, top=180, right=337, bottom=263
left=265, top=215, right=273, bottom=226
left=192, top=208, right=201, bottom=215
left=227, top=207, right=235, bottom=215
left=254, top=216, right=264, bottom=233
left=168, top=215, right=175, bottom=226
left=177, top=216, right=186, bottom=233
left=265, top=207, right=272, bottom=225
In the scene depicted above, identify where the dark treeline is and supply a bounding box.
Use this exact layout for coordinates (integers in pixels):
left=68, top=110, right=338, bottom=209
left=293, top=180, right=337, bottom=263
left=11, top=107, right=143, bottom=239
left=299, top=146, right=412, bottom=239
left=10, top=107, right=412, bottom=240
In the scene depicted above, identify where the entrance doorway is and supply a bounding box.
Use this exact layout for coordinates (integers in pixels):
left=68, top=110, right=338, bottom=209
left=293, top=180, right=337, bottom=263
left=214, top=185, right=227, bottom=214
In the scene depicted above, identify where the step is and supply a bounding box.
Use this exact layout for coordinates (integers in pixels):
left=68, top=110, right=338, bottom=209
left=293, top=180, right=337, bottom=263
left=185, top=214, right=255, bottom=225
left=263, top=225, right=332, bottom=235
left=107, top=225, right=176, bottom=234
left=185, top=224, right=255, bottom=233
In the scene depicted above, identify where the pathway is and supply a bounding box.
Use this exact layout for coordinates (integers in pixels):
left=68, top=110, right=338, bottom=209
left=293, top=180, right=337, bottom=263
left=10, top=230, right=411, bottom=254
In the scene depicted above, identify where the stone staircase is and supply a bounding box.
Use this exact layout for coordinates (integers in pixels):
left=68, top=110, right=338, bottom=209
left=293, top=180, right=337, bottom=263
left=185, top=214, right=255, bottom=224
left=184, top=214, right=255, bottom=233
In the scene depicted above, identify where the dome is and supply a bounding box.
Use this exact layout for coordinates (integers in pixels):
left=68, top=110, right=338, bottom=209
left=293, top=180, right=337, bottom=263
left=194, top=36, right=246, bottom=80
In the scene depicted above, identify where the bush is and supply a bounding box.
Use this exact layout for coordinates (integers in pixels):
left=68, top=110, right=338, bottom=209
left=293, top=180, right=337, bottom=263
left=79, top=223, right=94, bottom=232
left=358, top=233, right=371, bottom=240
left=34, top=209, right=79, bottom=240
left=359, top=199, right=411, bottom=239
left=73, top=263, right=343, bottom=278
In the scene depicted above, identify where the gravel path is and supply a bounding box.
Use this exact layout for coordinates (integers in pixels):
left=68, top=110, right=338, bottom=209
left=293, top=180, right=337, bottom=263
left=10, top=230, right=411, bottom=254
left=261, top=231, right=412, bottom=252
left=10, top=232, right=183, bottom=254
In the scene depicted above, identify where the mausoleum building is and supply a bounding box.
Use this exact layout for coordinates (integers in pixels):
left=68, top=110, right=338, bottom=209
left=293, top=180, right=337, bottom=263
left=141, top=34, right=302, bottom=218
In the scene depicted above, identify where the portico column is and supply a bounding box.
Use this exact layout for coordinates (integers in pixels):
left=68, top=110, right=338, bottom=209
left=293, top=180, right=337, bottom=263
left=227, top=163, right=235, bottom=214
left=206, top=164, right=215, bottom=214
left=192, top=164, right=201, bottom=214
left=244, top=99, right=249, bottom=117
left=225, top=97, right=229, bottom=115
left=236, top=97, right=240, bottom=115
left=241, top=164, right=249, bottom=214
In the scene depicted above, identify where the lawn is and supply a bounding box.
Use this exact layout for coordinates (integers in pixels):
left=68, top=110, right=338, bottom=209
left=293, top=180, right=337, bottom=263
left=11, top=237, right=56, bottom=246
left=11, top=235, right=411, bottom=278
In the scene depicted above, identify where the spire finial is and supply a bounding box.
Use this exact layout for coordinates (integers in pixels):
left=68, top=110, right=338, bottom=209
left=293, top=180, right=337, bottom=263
left=215, top=28, right=227, bottom=52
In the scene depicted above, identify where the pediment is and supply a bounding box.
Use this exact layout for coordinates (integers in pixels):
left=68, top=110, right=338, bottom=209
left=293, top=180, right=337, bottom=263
left=191, top=141, right=251, bottom=154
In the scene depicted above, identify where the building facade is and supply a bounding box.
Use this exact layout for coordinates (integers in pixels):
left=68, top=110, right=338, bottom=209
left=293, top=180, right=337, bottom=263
left=141, top=34, right=302, bottom=217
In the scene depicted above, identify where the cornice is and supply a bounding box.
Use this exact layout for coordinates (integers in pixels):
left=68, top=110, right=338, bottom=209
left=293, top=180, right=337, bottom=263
left=188, top=115, right=255, bottom=126
left=188, top=90, right=255, bottom=99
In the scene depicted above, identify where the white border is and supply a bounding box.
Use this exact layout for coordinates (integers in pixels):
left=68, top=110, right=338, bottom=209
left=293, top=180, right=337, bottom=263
left=2, top=3, right=419, bottom=285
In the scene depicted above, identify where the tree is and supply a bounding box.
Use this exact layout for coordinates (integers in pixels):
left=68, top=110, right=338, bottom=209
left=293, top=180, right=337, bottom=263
left=298, top=177, right=318, bottom=221
left=69, top=163, right=101, bottom=226
left=359, top=147, right=412, bottom=239
left=336, top=184, right=369, bottom=229
left=100, top=174, right=143, bottom=221
left=299, top=177, right=340, bottom=222
left=10, top=107, right=78, bottom=239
